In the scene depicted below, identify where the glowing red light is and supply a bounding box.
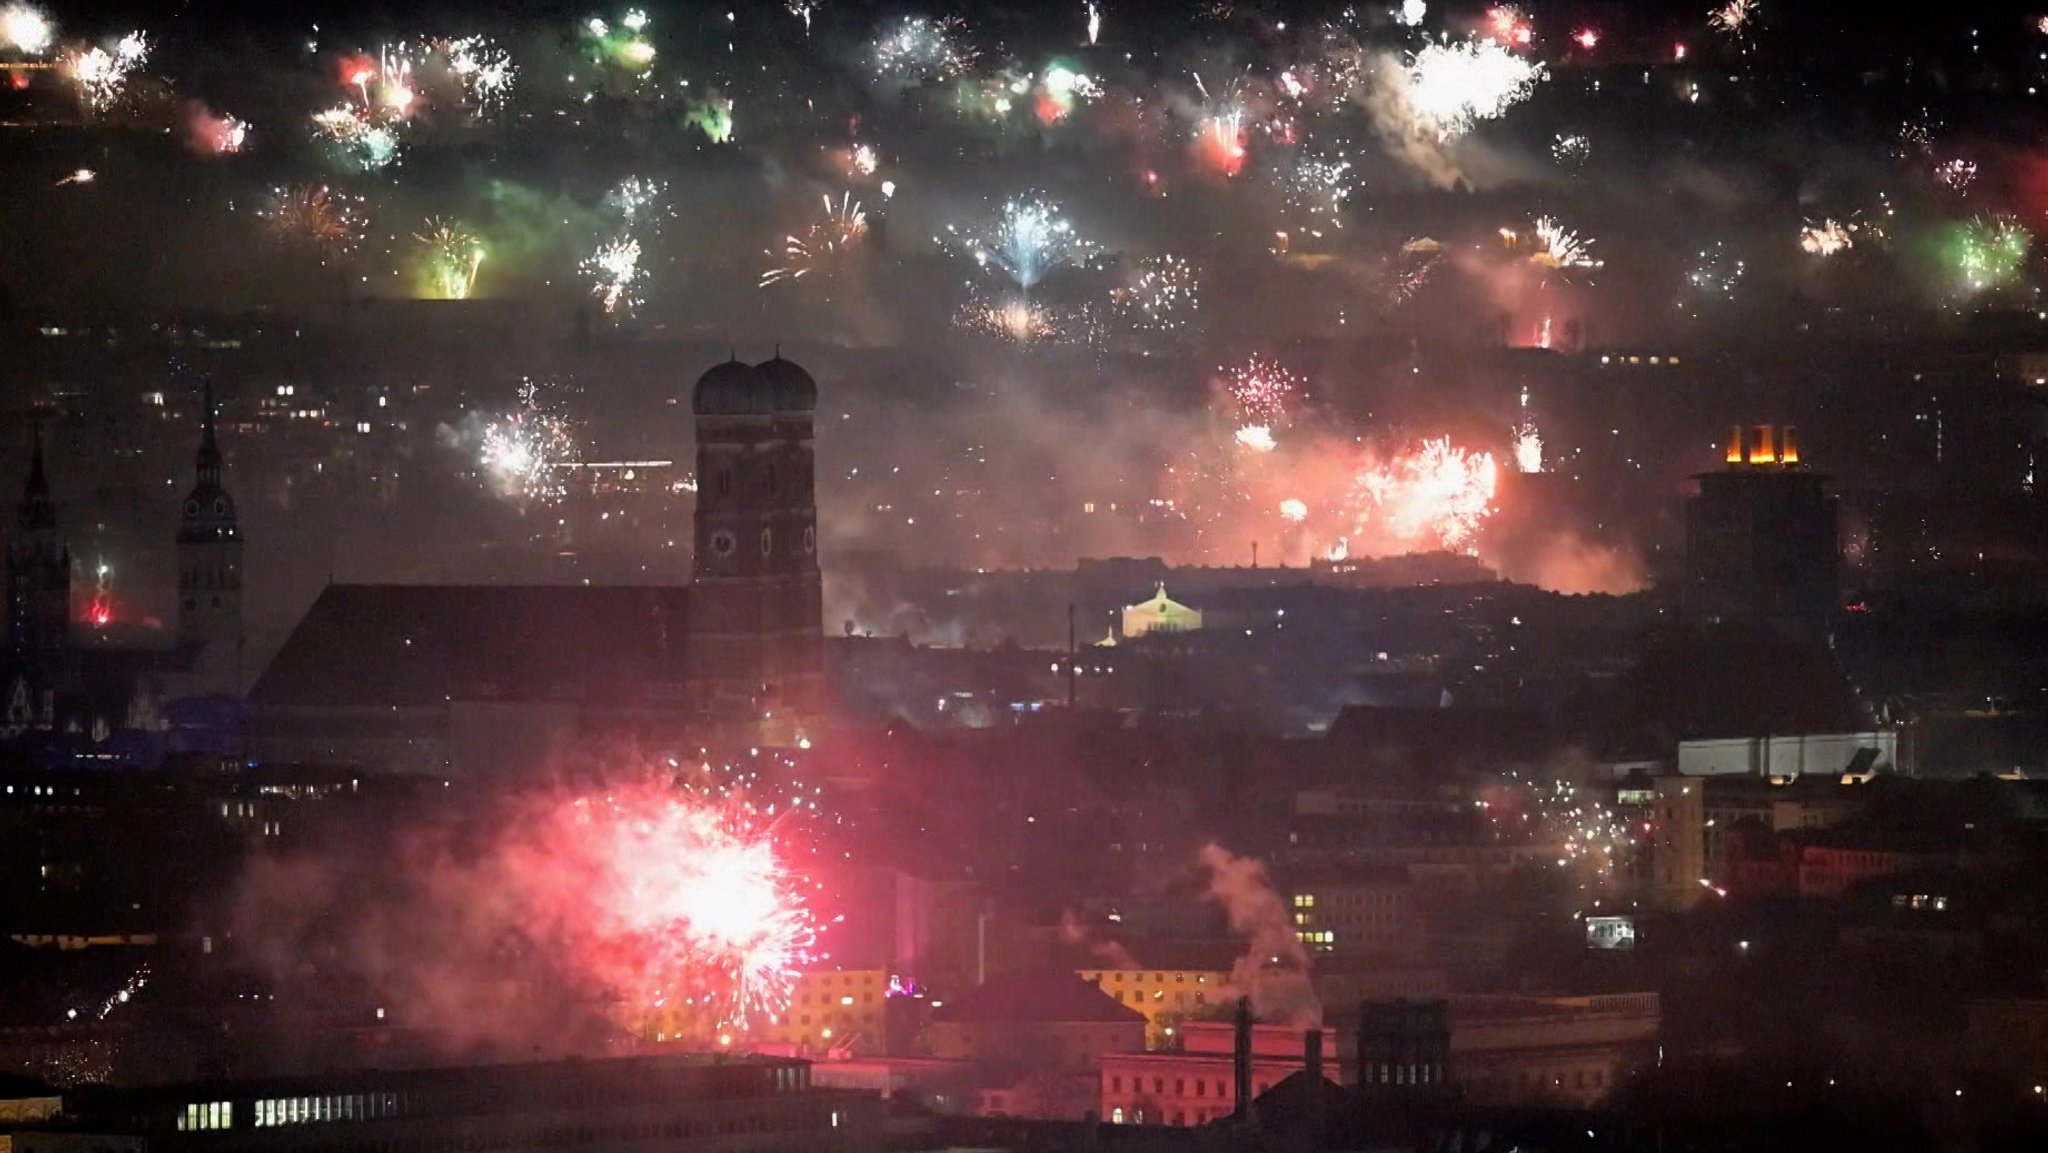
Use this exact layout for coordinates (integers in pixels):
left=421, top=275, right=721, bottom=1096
left=1574, top=28, right=1599, bottom=49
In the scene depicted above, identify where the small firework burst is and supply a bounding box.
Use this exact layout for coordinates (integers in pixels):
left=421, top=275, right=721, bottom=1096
left=1708, top=0, right=1754, bottom=37
left=261, top=183, right=363, bottom=259
left=952, top=287, right=1097, bottom=344
left=761, top=193, right=869, bottom=287
left=1482, top=5, right=1533, bottom=48
left=1383, top=237, right=1443, bottom=307
left=1680, top=240, right=1745, bottom=311
left=478, top=379, right=578, bottom=506
left=943, top=194, right=1097, bottom=291
left=1506, top=217, right=1601, bottom=282
left=445, top=34, right=515, bottom=112
left=583, top=238, right=644, bottom=314
left=66, top=30, right=148, bottom=111
left=1355, top=437, right=1499, bottom=551
left=869, top=15, right=972, bottom=88
left=1551, top=132, right=1590, bottom=166
left=1111, top=253, right=1200, bottom=333
left=414, top=218, right=485, bottom=300
left=1277, top=151, right=1353, bottom=235
left=1220, top=354, right=1303, bottom=428
left=1950, top=215, right=2032, bottom=294
left=1934, top=157, right=1978, bottom=193
left=313, top=104, right=402, bottom=170
left=1799, top=218, right=1856, bottom=256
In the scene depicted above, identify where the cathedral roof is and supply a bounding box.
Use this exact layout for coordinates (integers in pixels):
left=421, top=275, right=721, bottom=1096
left=249, top=584, right=694, bottom=710
left=691, top=356, right=818, bottom=416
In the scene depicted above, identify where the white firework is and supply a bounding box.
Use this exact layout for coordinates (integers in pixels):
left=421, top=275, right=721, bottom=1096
left=1404, top=37, right=1544, bottom=141
left=0, top=3, right=54, bottom=54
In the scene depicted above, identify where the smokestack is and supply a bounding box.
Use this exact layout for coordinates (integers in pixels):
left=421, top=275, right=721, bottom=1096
left=1302, top=1027, right=1324, bottom=1150
left=1780, top=425, right=1800, bottom=465
left=1749, top=423, right=1776, bottom=465
left=1233, top=996, right=1256, bottom=1127
left=1724, top=424, right=1744, bottom=465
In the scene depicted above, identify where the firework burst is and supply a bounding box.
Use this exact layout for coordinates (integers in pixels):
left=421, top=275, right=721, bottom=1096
left=1799, top=218, right=1856, bottom=257
left=583, top=238, right=644, bottom=314
left=445, top=35, right=515, bottom=113
left=761, top=193, right=869, bottom=288
left=1220, top=354, right=1303, bottom=429
left=1355, top=437, right=1498, bottom=551
left=0, top=3, right=53, bottom=54
left=261, top=184, right=363, bottom=259
left=66, top=30, right=147, bottom=112
left=1551, top=133, right=1590, bottom=166
left=1709, top=0, right=1755, bottom=37
left=414, top=218, right=485, bottom=300
left=478, top=379, right=577, bottom=504
left=1949, top=215, right=2032, bottom=294
left=869, top=15, right=971, bottom=88
left=1111, top=254, right=1200, bottom=333
left=944, top=195, right=1096, bottom=292
left=313, top=105, right=402, bottom=170
left=1404, top=37, right=1544, bottom=141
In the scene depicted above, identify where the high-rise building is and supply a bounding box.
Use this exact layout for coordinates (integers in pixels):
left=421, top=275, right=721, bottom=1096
left=176, top=384, right=245, bottom=694
left=1684, top=424, right=1839, bottom=633
left=5, top=426, right=70, bottom=704
left=686, top=356, right=825, bottom=746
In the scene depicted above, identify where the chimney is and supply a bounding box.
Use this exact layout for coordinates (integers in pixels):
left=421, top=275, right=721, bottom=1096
left=1749, top=423, right=1776, bottom=465
left=1780, top=425, right=1801, bottom=465
left=1302, top=1028, right=1325, bottom=1151
left=1724, top=424, right=1744, bottom=465
left=1233, top=997, right=1256, bottom=1127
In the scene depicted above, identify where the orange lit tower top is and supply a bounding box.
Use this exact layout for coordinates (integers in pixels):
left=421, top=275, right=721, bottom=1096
left=1721, top=424, right=1802, bottom=468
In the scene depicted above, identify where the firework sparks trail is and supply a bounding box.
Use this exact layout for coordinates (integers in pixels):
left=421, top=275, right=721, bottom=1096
left=0, top=3, right=53, bottom=54
left=1086, top=0, right=1102, bottom=44
left=54, top=167, right=93, bottom=185
left=1403, top=37, right=1544, bottom=141
left=1355, top=437, right=1498, bottom=551
left=1191, top=71, right=1250, bottom=175
left=761, top=193, right=868, bottom=287
left=788, top=1, right=818, bottom=34
left=67, top=30, right=148, bottom=111
left=1111, top=253, right=1200, bottom=332
left=262, top=183, right=363, bottom=259
left=1512, top=422, right=1542, bottom=474
left=415, top=219, right=485, bottom=300
left=1799, top=218, right=1856, bottom=256
left=1221, top=354, right=1303, bottom=429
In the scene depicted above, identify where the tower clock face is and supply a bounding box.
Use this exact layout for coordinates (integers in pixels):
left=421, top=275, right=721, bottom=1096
left=710, top=530, right=737, bottom=558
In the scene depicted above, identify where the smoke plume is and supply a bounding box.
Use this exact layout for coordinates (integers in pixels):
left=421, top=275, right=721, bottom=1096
left=1196, top=842, right=1319, bottom=1027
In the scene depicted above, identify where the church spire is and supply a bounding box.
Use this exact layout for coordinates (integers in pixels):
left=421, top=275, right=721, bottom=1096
left=195, top=382, right=221, bottom=490
left=19, top=424, right=54, bottom=534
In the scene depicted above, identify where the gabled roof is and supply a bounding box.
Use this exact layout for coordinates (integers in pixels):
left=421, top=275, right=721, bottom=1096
left=931, top=975, right=1148, bottom=1026
left=249, top=584, right=693, bottom=709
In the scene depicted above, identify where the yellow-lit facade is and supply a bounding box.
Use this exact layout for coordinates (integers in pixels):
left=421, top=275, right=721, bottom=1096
left=1289, top=878, right=1414, bottom=957
left=640, top=968, right=888, bottom=1054
left=1078, top=968, right=1231, bottom=1048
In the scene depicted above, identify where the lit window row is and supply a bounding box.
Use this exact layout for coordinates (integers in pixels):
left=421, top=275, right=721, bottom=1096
left=254, top=1092, right=400, bottom=1127
left=178, top=1102, right=232, bottom=1131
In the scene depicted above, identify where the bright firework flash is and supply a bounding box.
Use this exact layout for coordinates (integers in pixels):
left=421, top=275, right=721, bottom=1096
left=1035, top=62, right=1100, bottom=122
left=261, top=183, right=363, bottom=260
left=868, top=15, right=971, bottom=90
left=1402, top=36, right=1545, bottom=141
left=1947, top=215, right=2032, bottom=295
left=0, top=3, right=53, bottom=54
left=1512, top=421, right=1542, bottom=474
left=1110, top=253, right=1200, bottom=334
left=849, top=143, right=880, bottom=176
left=584, top=238, right=644, bottom=314
left=1709, top=0, right=1755, bottom=38
left=761, top=192, right=869, bottom=288
left=1235, top=426, right=1278, bottom=453
left=1191, top=71, right=1251, bottom=176
left=477, top=379, right=579, bottom=505
left=1086, top=0, right=1102, bottom=44
left=1572, top=27, right=1599, bottom=49
left=1279, top=497, right=1308, bottom=522
left=1354, top=437, right=1499, bottom=552
left=54, top=167, right=93, bottom=185
left=1219, top=354, right=1304, bottom=431
left=66, top=30, right=148, bottom=112
left=1799, top=218, right=1858, bottom=256
left=501, top=777, right=822, bottom=1032
left=1482, top=5, right=1533, bottom=48
left=414, top=218, right=486, bottom=300
left=1396, top=0, right=1427, bottom=27
left=944, top=194, right=1097, bottom=292
left=1551, top=132, right=1590, bottom=166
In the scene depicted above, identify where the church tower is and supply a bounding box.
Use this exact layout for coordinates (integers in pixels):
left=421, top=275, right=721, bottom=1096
left=685, top=356, right=825, bottom=746
left=177, top=384, right=244, bottom=691
left=6, top=426, right=71, bottom=684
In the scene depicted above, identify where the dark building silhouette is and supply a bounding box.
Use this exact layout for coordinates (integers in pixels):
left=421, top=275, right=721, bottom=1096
left=687, top=356, right=825, bottom=745
left=176, top=384, right=244, bottom=693
left=5, top=427, right=70, bottom=714
left=1684, top=424, right=1839, bottom=633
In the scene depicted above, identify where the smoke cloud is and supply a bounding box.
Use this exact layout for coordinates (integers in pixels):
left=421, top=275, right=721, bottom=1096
left=1196, top=843, right=1319, bottom=1027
